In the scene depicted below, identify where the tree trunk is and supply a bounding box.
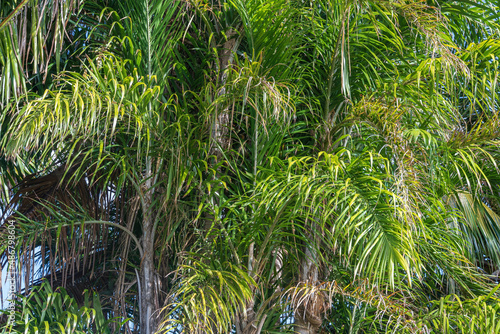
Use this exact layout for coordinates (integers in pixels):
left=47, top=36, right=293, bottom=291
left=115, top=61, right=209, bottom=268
left=140, top=228, right=156, bottom=333
left=140, top=226, right=156, bottom=332
left=295, top=319, right=317, bottom=334
left=295, top=236, right=323, bottom=334
left=139, top=171, right=157, bottom=334
left=209, top=27, right=239, bottom=161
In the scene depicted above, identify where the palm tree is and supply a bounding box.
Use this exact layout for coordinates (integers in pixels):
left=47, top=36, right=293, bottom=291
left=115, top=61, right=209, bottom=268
left=1, top=0, right=500, bottom=333
left=1, top=1, right=192, bottom=332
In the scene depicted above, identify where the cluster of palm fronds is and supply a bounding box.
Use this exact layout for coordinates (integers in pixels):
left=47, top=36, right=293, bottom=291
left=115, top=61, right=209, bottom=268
left=1, top=0, right=500, bottom=333
left=0, top=280, right=123, bottom=333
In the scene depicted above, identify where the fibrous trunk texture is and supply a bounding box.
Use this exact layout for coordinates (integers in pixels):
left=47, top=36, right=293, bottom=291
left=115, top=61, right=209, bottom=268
left=295, top=232, right=323, bottom=334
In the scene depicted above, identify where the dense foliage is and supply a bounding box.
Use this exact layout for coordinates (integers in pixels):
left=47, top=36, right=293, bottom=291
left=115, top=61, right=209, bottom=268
left=1, top=0, right=500, bottom=333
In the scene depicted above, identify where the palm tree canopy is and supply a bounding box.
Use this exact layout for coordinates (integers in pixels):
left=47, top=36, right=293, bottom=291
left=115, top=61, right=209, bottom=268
left=1, top=0, right=500, bottom=333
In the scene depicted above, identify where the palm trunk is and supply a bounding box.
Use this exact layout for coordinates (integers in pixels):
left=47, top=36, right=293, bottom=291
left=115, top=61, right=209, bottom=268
left=295, top=230, right=323, bottom=334
left=140, top=224, right=156, bottom=332
left=139, top=0, right=159, bottom=330
left=140, top=223, right=156, bottom=333
left=209, top=27, right=239, bottom=161
left=139, top=166, right=157, bottom=334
